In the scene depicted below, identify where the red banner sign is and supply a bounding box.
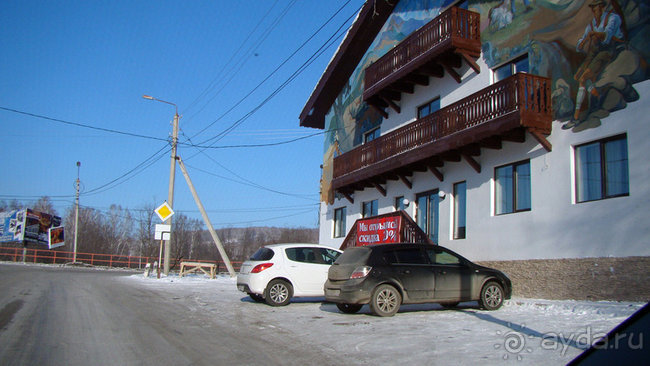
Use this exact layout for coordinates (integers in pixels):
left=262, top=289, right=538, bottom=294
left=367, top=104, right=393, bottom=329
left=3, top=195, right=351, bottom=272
left=356, top=216, right=402, bottom=246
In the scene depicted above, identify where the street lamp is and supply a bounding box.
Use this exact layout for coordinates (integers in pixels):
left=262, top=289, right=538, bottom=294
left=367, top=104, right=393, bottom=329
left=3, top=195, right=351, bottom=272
left=143, top=94, right=179, bottom=275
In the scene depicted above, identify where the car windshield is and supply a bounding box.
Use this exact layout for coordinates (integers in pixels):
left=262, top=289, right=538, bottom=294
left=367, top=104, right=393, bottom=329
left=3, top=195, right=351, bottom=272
left=335, top=247, right=371, bottom=265
left=249, top=247, right=274, bottom=261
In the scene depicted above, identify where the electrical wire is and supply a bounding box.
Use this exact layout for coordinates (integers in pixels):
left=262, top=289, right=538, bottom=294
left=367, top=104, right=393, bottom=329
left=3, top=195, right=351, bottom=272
left=82, top=144, right=170, bottom=197
left=189, top=0, right=357, bottom=144
left=0, top=106, right=170, bottom=143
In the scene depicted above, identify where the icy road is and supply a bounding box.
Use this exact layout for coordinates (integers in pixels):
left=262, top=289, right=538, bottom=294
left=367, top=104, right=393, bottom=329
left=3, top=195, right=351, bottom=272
left=0, top=263, right=643, bottom=365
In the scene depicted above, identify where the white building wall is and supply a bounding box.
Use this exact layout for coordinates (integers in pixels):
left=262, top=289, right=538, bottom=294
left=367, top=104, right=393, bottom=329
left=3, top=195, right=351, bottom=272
left=319, top=72, right=650, bottom=261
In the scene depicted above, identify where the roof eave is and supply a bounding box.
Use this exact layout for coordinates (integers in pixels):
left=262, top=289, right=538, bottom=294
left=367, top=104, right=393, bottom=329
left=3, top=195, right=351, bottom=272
left=299, top=0, right=398, bottom=129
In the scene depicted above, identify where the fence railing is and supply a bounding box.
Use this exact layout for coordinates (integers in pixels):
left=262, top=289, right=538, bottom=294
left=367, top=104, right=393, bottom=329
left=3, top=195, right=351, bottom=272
left=0, top=246, right=242, bottom=273
left=335, top=72, right=552, bottom=179
left=363, top=6, right=480, bottom=100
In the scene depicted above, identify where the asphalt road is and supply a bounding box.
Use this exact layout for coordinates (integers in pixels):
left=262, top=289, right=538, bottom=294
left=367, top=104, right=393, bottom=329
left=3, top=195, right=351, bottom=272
left=0, top=264, right=340, bottom=366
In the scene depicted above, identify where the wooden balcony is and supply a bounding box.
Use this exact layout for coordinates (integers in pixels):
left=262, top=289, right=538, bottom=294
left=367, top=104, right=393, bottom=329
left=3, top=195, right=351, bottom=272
left=363, top=6, right=481, bottom=116
left=333, top=73, right=553, bottom=198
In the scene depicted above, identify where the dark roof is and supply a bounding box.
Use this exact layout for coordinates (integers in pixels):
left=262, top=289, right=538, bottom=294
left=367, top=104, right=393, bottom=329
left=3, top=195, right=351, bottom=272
left=298, top=0, right=398, bottom=129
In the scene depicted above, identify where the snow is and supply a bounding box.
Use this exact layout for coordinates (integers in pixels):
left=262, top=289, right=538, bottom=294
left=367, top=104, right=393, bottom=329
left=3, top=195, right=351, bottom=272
left=125, top=273, right=644, bottom=365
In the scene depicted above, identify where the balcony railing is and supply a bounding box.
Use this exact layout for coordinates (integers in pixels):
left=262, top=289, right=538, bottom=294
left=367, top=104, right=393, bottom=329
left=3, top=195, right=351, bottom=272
left=363, top=6, right=480, bottom=101
left=334, top=73, right=552, bottom=181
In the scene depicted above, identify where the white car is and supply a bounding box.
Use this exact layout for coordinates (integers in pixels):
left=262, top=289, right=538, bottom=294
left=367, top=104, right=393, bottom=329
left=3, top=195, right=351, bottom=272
left=237, top=243, right=342, bottom=306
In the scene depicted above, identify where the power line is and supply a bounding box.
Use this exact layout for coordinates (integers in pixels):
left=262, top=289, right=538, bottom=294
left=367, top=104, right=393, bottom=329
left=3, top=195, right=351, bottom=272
left=0, top=105, right=327, bottom=149
left=183, top=161, right=318, bottom=201
left=0, top=106, right=169, bottom=142
left=183, top=0, right=297, bottom=122
left=81, top=144, right=170, bottom=197
left=190, top=0, right=358, bottom=145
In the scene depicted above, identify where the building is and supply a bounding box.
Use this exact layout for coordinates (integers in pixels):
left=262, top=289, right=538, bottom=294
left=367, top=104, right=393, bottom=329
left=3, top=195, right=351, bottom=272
left=299, top=0, right=650, bottom=300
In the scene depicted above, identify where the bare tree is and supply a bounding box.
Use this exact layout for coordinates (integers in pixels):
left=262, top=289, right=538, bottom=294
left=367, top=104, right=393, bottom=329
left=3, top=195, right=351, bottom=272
left=170, top=213, right=203, bottom=268
left=136, top=202, right=157, bottom=259
left=104, top=205, right=133, bottom=256
left=32, top=196, right=57, bottom=216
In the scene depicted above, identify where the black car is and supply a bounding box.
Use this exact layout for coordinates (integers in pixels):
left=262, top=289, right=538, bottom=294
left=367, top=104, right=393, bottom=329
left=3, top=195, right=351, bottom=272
left=324, top=243, right=512, bottom=317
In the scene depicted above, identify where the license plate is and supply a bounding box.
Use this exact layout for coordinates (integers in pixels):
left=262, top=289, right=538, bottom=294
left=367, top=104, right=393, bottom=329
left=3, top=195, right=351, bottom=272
left=326, top=289, right=340, bottom=297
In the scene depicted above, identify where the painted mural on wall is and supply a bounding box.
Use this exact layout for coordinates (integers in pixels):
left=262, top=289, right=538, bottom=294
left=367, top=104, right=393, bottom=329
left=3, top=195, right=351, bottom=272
left=320, top=0, right=649, bottom=203
left=322, top=0, right=454, bottom=203
left=477, top=0, right=649, bottom=131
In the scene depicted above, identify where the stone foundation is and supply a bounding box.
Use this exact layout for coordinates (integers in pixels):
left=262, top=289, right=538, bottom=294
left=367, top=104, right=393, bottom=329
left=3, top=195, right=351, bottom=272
left=477, top=257, right=650, bottom=302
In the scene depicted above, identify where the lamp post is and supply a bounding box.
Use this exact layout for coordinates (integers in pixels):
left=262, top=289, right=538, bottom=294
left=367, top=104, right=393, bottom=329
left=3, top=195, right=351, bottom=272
left=73, top=161, right=81, bottom=263
left=143, top=94, right=179, bottom=276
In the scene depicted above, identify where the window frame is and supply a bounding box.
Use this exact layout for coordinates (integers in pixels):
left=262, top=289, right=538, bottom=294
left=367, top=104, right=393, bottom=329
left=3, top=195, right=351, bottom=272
left=453, top=181, right=467, bottom=239
left=395, top=196, right=406, bottom=211
left=494, top=160, right=531, bottom=215
left=574, top=134, right=629, bottom=203
left=416, top=190, right=440, bottom=243
left=364, top=127, right=381, bottom=143
left=333, top=207, right=346, bottom=238
left=362, top=199, right=378, bottom=218
left=492, top=54, right=529, bottom=83
left=417, top=97, right=441, bottom=119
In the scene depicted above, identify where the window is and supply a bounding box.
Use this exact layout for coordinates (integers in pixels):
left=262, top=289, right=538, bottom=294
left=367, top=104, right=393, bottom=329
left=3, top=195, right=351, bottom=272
left=317, top=248, right=341, bottom=265
left=364, top=127, right=380, bottom=143
left=286, top=247, right=319, bottom=264
left=453, top=181, right=466, bottom=239
left=362, top=199, right=378, bottom=218
left=575, top=135, right=629, bottom=202
left=395, top=196, right=406, bottom=211
left=417, top=97, right=440, bottom=119
left=249, top=248, right=274, bottom=261
left=426, top=248, right=461, bottom=265
left=333, top=207, right=346, bottom=238
left=493, top=54, right=529, bottom=82
left=495, top=160, right=531, bottom=215
left=385, top=249, right=428, bottom=265
left=416, top=190, right=439, bottom=243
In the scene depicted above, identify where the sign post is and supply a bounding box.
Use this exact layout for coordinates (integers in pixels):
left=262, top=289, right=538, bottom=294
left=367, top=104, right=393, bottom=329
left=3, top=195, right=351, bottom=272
left=154, top=210, right=173, bottom=279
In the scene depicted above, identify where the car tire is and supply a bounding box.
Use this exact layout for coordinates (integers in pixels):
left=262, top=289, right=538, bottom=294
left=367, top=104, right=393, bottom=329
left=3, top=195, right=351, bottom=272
left=479, top=281, right=504, bottom=310
left=265, top=279, right=293, bottom=306
left=249, top=293, right=265, bottom=303
left=369, top=284, right=401, bottom=317
left=336, top=303, right=363, bottom=314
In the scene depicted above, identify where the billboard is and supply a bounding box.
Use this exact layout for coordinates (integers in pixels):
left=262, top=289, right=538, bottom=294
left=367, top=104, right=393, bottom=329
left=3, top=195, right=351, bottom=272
left=0, top=210, right=25, bottom=242
left=0, top=209, right=63, bottom=248
left=356, top=215, right=401, bottom=246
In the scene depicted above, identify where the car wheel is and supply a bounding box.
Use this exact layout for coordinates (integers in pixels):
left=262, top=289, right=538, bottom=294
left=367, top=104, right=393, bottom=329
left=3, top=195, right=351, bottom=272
left=249, top=293, right=265, bottom=303
left=336, top=303, right=363, bottom=314
left=479, top=281, right=504, bottom=310
left=264, top=279, right=293, bottom=306
left=369, top=284, right=401, bottom=317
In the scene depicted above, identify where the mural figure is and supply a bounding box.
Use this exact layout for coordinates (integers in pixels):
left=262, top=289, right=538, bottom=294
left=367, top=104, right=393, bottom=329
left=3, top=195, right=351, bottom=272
left=566, top=0, right=626, bottom=130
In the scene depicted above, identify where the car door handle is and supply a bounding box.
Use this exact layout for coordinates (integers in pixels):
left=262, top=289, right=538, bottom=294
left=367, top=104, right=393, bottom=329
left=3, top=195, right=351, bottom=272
left=438, top=270, right=447, bottom=275
left=401, top=270, right=411, bottom=274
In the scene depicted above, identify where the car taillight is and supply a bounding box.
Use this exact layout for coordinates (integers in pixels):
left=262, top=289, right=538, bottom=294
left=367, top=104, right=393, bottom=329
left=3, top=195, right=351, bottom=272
left=251, top=263, right=273, bottom=273
left=350, top=266, right=372, bottom=279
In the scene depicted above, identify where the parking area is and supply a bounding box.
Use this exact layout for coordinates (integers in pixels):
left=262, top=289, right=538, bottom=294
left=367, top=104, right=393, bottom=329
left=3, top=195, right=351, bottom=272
left=128, top=273, right=643, bottom=365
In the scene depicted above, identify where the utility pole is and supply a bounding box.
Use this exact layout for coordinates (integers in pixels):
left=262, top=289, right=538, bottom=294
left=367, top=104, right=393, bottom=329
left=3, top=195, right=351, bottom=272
left=73, top=161, right=81, bottom=263
left=143, top=95, right=178, bottom=276
left=176, top=156, right=236, bottom=277
left=165, top=110, right=179, bottom=275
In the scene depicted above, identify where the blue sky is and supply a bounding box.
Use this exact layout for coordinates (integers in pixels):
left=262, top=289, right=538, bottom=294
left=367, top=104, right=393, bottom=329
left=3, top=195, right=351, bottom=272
left=1, top=0, right=364, bottom=228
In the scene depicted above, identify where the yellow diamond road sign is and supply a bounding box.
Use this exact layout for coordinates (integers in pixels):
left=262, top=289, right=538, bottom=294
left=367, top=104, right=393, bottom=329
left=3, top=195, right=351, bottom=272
left=155, top=202, right=174, bottom=222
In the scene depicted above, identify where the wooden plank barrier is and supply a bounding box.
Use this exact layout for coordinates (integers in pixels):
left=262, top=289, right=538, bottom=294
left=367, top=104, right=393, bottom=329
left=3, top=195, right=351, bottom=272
left=179, top=261, right=216, bottom=279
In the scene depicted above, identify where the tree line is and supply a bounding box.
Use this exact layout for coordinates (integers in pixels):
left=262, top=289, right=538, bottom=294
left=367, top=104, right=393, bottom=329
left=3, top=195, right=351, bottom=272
left=0, top=197, right=318, bottom=267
